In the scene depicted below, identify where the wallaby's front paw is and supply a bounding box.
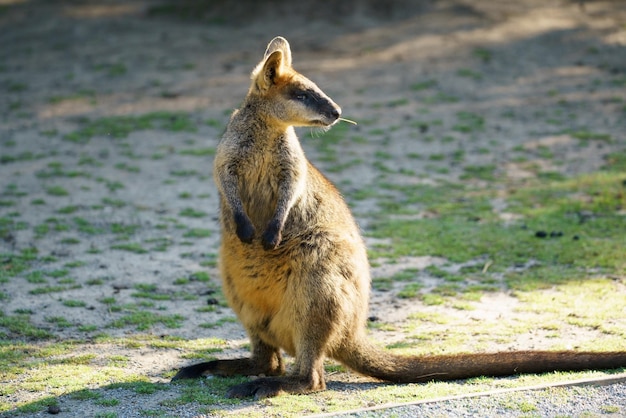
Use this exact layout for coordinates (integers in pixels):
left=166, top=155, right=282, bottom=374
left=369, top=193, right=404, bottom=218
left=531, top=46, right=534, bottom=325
left=234, top=212, right=255, bottom=244
left=261, top=221, right=282, bottom=250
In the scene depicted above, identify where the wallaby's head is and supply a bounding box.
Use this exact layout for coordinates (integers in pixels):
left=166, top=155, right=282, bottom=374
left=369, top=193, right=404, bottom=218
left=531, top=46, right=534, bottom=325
left=249, top=36, right=341, bottom=129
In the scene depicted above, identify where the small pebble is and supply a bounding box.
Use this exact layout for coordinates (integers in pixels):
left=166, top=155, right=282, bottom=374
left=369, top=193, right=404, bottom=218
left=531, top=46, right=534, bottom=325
left=47, top=405, right=61, bottom=415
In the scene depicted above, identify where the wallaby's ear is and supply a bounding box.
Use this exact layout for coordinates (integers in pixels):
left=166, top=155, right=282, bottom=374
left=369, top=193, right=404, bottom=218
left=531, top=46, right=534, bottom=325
left=263, top=36, right=292, bottom=68
left=251, top=36, right=292, bottom=92
left=253, top=50, right=284, bottom=91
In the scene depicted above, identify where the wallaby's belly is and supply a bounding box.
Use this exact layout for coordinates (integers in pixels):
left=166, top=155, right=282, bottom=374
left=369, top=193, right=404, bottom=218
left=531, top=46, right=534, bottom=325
left=219, top=233, right=298, bottom=354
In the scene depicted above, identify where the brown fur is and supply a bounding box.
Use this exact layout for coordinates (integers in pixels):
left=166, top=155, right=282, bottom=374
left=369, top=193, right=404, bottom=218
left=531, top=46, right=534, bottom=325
left=172, top=37, right=626, bottom=399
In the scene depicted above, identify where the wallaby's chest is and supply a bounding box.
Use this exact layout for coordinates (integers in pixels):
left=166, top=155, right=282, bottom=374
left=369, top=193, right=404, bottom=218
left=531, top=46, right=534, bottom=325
left=236, top=147, right=282, bottom=226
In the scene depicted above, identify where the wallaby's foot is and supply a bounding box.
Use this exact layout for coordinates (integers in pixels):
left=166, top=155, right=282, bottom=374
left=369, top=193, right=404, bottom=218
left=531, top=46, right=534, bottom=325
left=226, top=378, right=283, bottom=399
left=226, top=376, right=325, bottom=400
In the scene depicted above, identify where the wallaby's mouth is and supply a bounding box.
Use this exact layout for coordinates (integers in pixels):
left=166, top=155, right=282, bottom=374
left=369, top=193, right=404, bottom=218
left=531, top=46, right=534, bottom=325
left=311, top=118, right=338, bottom=128
left=318, top=112, right=342, bottom=127
left=309, top=104, right=341, bottom=128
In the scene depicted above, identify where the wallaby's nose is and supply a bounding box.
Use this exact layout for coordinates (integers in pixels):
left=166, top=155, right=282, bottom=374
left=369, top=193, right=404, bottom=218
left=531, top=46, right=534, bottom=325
left=331, top=106, right=341, bottom=120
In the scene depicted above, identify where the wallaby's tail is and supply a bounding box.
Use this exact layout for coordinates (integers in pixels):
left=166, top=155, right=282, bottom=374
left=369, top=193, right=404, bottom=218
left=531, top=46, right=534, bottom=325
left=338, top=338, right=626, bottom=383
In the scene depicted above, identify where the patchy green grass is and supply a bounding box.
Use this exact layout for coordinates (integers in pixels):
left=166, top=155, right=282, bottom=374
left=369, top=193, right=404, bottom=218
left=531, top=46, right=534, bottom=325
left=0, top=248, right=39, bottom=282
left=0, top=311, right=53, bottom=339
left=179, top=147, right=215, bottom=157
left=179, top=208, right=207, bottom=218
left=0, top=336, right=208, bottom=413
left=473, top=47, right=492, bottom=63
left=108, top=311, right=185, bottom=331
left=63, top=112, right=197, bottom=143
left=456, top=68, right=483, bottom=80
left=199, top=317, right=237, bottom=329
left=61, top=300, right=87, bottom=308
left=110, top=243, right=148, bottom=254
left=569, top=130, right=613, bottom=143
left=411, top=79, right=438, bottom=91
left=46, top=186, right=70, bottom=197
left=514, top=278, right=626, bottom=343
left=453, top=111, right=485, bottom=133
left=368, top=171, right=626, bottom=275
left=183, top=228, right=211, bottom=238
left=364, top=165, right=626, bottom=350
left=397, top=283, right=423, bottom=298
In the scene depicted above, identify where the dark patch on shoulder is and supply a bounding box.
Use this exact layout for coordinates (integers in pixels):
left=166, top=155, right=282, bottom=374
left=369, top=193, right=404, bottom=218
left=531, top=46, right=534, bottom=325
left=323, top=298, right=340, bottom=319
left=313, top=192, right=323, bottom=207
left=298, top=230, right=328, bottom=252
left=311, top=264, right=330, bottom=280
left=338, top=263, right=353, bottom=281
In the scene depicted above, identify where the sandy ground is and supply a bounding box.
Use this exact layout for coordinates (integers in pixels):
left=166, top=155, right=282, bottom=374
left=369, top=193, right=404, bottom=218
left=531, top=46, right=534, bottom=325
left=1, top=0, right=625, bottom=416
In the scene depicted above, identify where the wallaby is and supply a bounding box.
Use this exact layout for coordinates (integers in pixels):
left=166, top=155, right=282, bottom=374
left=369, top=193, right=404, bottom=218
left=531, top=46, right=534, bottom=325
left=172, top=36, right=626, bottom=399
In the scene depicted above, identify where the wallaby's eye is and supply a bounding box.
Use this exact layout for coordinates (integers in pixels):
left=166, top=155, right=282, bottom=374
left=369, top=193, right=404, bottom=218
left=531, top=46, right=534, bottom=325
left=290, top=88, right=312, bottom=102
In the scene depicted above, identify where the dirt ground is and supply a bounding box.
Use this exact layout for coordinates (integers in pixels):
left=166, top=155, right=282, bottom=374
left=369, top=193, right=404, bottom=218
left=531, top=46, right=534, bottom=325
left=1, top=0, right=625, bottom=417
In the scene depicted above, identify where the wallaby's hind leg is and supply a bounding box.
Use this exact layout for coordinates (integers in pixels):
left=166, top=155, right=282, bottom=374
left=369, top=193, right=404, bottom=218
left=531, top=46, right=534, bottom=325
left=226, top=301, right=334, bottom=399
left=171, top=336, right=284, bottom=380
